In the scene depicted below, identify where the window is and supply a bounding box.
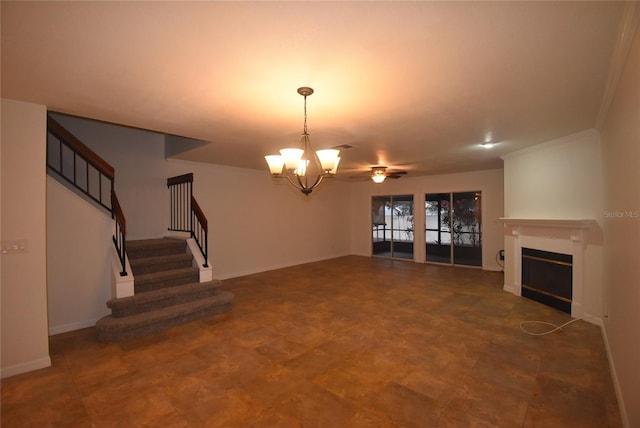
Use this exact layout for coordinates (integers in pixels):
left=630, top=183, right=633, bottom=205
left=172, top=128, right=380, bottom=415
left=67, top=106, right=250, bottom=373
left=372, top=195, right=414, bottom=260
left=425, top=191, right=482, bottom=266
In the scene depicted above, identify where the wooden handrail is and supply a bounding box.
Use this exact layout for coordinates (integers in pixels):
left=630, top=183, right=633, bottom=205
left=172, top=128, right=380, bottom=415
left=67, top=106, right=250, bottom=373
left=191, top=196, right=208, bottom=268
left=167, top=173, right=193, bottom=187
left=191, top=196, right=208, bottom=231
left=48, top=115, right=115, bottom=180
left=111, top=192, right=126, bottom=236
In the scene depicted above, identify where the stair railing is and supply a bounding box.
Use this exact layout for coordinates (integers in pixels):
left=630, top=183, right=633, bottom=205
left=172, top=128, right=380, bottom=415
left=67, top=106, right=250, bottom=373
left=47, top=114, right=128, bottom=276
left=47, top=115, right=114, bottom=211
left=111, top=191, right=127, bottom=276
left=167, top=173, right=208, bottom=267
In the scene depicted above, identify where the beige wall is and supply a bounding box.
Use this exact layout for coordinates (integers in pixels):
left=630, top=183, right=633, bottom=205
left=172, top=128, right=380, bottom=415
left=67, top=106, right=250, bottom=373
left=46, top=176, right=112, bottom=334
left=167, top=159, right=352, bottom=279
left=1, top=98, right=51, bottom=378
left=502, top=129, right=605, bottom=319
left=50, top=113, right=169, bottom=240
left=601, top=20, right=640, bottom=428
left=348, top=168, right=504, bottom=271
left=503, top=129, right=604, bottom=219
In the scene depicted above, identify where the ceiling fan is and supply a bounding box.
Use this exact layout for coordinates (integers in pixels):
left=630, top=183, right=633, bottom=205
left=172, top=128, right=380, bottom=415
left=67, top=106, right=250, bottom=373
left=351, top=166, right=408, bottom=183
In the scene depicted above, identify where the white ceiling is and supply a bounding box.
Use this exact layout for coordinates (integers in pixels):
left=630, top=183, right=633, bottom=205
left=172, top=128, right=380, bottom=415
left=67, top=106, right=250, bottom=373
left=1, top=1, right=627, bottom=178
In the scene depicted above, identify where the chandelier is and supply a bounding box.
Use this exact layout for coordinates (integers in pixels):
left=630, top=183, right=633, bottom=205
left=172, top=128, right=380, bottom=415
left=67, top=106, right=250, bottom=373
left=264, top=87, right=341, bottom=196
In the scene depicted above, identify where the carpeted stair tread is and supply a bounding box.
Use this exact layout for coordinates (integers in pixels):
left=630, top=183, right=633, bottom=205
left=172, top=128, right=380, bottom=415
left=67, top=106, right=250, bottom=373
left=129, top=253, right=193, bottom=275
left=127, top=238, right=187, bottom=259
left=107, top=280, right=222, bottom=317
left=134, top=266, right=200, bottom=292
left=98, top=235, right=233, bottom=342
left=96, top=291, right=234, bottom=342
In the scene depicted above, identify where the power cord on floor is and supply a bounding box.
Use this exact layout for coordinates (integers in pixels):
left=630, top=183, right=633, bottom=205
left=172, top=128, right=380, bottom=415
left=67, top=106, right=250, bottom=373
left=519, top=316, right=596, bottom=336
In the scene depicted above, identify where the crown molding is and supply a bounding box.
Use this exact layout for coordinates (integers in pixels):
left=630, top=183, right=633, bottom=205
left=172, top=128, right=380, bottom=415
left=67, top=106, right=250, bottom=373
left=596, top=1, right=640, bottom=129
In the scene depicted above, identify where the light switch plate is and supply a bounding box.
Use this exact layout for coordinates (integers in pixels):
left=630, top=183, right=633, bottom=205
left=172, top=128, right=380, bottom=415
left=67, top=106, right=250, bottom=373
left=1, top=239, right=28, bottom=254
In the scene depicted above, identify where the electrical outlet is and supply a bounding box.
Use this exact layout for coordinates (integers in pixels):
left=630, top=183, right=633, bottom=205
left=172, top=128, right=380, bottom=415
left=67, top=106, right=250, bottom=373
left=1, top=239, right=28, bottom=254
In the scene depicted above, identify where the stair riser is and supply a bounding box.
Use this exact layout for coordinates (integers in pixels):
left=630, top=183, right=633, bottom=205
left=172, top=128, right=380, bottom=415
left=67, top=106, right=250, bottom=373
left=134, top=266, right=200, bottom=288
left=97, top=302, right=233, bottom=342
left=98, top=303, right=232, bottom=342
left=128, top=245, right=186, bottom=260
left=134, top=273, right=199, bottom=293
left=131, top=259, right=192, bottom=275
left=110, top=288, right=220, bottom=317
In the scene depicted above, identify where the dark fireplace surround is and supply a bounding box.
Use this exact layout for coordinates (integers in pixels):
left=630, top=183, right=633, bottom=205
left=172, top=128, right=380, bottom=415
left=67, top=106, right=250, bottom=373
left=521, top=247, right=573, bottom=313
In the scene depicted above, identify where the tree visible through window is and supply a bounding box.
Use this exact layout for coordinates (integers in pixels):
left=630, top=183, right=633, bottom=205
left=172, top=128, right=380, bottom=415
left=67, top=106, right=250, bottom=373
left=425, top=191, right=482, bottom=266
left=372, top=195, right=414, bottom=260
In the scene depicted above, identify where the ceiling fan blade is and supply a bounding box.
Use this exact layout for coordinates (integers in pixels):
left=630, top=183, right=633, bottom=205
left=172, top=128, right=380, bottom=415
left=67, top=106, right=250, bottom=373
left=350, top=166, right=410, bottom=181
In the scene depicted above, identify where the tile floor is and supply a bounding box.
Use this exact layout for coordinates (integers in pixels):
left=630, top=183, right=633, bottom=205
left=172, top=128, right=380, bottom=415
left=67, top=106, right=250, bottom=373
left=1, top=256, right=621, bottom=427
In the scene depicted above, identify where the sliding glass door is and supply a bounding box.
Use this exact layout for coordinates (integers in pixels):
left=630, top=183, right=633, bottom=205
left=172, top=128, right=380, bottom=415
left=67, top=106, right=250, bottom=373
left=425, top=191, right=482, bottom=266
left=425, top=193, right=452, bottom=264
left=372, top=195, right=414, bottom=260
left=452, top=191, right=482, bottom=266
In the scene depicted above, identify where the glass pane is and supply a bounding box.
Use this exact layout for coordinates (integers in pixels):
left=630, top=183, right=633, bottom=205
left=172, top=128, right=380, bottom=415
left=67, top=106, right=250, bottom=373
left=372, top=196, right=391, bottom=257
left=452, top=191, right=482, bottom=266
left=391, top=195, right=414, bottom=260
left=425, top=193, right=451, bottom=263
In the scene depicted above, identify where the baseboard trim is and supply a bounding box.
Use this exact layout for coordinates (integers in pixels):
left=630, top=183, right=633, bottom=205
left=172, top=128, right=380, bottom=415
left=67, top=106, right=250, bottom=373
left=600, top=322, right=630, bottom=428
left=1, top=356, right=52, bottom=379
left=503, top=282, right=518, bottom=295
left=48, top=317, right=101, bottom=336
left=216, top=253, right=352, bottom=280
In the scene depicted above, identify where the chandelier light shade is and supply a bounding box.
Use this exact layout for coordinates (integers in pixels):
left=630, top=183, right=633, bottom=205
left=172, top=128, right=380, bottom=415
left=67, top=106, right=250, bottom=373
left=265, top=87, right=341, bottom=196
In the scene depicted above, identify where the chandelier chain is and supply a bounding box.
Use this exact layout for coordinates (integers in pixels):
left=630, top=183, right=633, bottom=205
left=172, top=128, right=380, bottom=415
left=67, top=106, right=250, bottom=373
left=303, top=94, right=308, bottom=136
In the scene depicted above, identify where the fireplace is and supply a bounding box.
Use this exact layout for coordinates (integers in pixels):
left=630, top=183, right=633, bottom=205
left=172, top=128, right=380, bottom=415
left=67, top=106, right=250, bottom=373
left=521, top=248, right=573, bottom=313
left=500, top=218, right=594, bottom=318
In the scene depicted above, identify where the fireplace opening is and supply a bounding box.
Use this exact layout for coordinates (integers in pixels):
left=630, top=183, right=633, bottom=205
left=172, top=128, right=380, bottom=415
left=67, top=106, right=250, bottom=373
left=521, top=248, right=573, bottom=314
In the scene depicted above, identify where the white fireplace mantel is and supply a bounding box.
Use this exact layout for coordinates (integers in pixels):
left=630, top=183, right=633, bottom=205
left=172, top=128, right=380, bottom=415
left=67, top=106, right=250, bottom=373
left=499, top=218, right=595, bottom=319
left=500, top=217, right=594, bottom=234
left=499, top=218, right=594, bottom=230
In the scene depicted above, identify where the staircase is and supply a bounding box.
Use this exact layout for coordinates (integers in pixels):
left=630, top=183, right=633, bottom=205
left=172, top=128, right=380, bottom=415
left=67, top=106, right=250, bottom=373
left=96, top=238, right=233, bottom=341
left=47, top=116, right=229, bottom=342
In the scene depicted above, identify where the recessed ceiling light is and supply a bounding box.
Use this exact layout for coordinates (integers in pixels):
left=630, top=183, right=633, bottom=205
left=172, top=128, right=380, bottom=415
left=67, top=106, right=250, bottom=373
left=480, top=143, right=495, bottom=149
